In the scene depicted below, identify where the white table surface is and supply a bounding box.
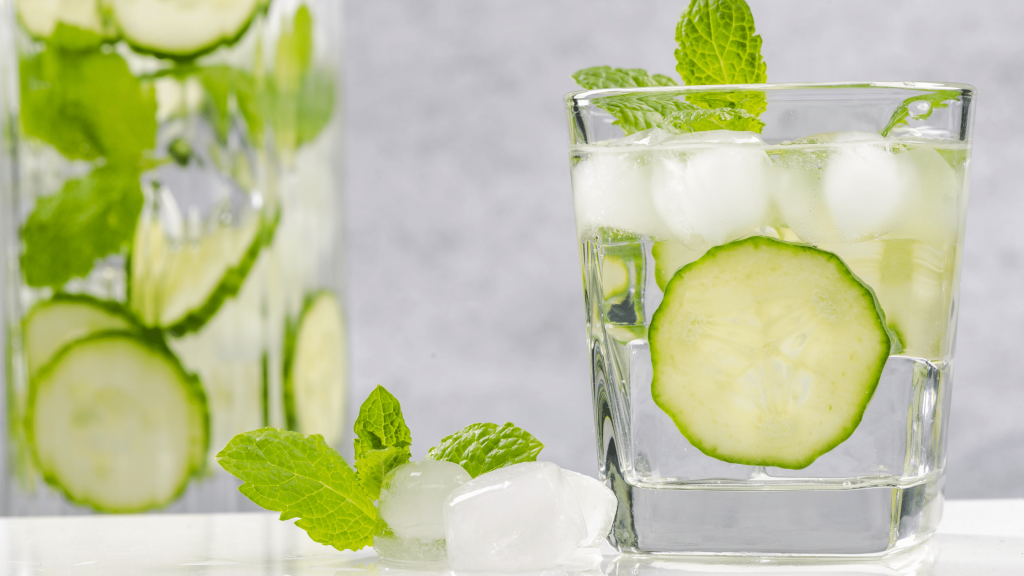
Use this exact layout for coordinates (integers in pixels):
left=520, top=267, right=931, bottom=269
left=0, top=499, right=1020, bottom=576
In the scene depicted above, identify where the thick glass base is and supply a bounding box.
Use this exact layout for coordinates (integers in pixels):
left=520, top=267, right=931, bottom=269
left=604, top=442, right=944, bottom=556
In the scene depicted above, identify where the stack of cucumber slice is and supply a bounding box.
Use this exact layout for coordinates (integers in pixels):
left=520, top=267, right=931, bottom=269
left=13, top=0, right=346, bottom=512
left=24, top=296, right=207, bottom=512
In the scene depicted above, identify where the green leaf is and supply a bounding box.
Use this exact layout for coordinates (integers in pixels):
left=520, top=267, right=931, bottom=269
left=217, top=428, right=377, bottom=552
left=353, top=385, right=412, bottom=461
left=48, top=23, right=105, bottom=52
left=21, top=165, right=143, bottom=288
left=196, top=66, right=262, bottom=143
left=664, top=105, right=765, bottom=133
left=355, top=446, right=411, bottom=500
left=592, top=91, right=701, bottom=135
left=270, top=5, right=335, bottom=152
left=675, top=0, right=767, bottom=120
left=19, top=44, right=156, bottom=163
left=675, top=0, right=767, bottom=87
left=425, top=422, right=543, bottom=478
left=572, top=66, right=678, bottom=90
left=880, top=90, right=961, bottom=137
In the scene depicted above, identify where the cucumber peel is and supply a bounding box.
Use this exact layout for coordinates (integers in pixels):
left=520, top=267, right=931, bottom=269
left=23, top=294, right=141, bottom=378
left=129, top=212, right=277, bottom=337
left=650, top=236, right=891, bottom=470
left=104, top=0, right=264, bottom=60
left=28, top=332, right=209, bottom=512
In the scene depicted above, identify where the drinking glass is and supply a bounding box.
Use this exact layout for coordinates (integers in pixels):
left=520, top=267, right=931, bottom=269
left=566, top=82, right=975, bottom=555
left=0, top=0, right=347, bottom=514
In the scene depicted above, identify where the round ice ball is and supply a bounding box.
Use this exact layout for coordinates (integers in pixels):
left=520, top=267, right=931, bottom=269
left=651, top=145, right=773, bottom=250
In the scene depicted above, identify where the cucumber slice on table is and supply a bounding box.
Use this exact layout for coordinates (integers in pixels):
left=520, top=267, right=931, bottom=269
left=105, top=0, right=262, bottom=59
left=28, top=333, right=208, bottom=512
left=130, top=214, right=268, bottom=336
left=650, top=236, right=891, bottom=470
left=15, top=0, right=110, bottom=39
left=23, top=294, right=138, bottom=378
left=283, top=292, right=347, bottom=447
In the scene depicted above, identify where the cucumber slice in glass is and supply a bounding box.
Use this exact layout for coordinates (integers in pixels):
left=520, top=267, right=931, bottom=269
left=129, top=213, right=269, bottom=336
left=15, top=0, right=110, bottom=39
left=23, top=294, right=139, bottom=378
left=104, top=0, right=262, bottom=59
left=28, top=332, right=208, bottom=512
left=650, top=236, right=891, bottom=470
left=283, top=292, right=347, bottom=447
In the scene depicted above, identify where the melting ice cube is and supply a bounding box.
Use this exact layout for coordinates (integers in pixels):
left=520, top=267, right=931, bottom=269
left=821, top=139, right=913, bottom=241
left=571, top=152, right=673, bottom=239
left=443, top=461, right=587, bottom=572
left=561, top=470, right=617, bottom=548
left=650, top=136, right=773, bottom=250
left=374, top=460, right=471, bottom=565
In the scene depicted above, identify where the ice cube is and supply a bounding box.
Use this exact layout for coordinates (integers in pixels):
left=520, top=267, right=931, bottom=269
left=374, top=460, right=471, bottom=565
left=444, top=461, right=587, bottom=572
left=887, top=145, right=960, bottom=247
left=571, top=152, right=673, bottom=239
left=650, top=144, right=773, bottom=250
left=561, top=470, right=616, bottom=547
left=822, top=141, right=913, bottom=241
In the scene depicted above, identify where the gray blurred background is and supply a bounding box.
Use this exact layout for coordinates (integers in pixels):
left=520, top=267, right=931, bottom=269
left=345, top=0, right=1023, bottom=497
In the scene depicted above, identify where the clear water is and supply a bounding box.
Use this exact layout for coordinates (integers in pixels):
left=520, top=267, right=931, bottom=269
left=573, top=135, right=968, bottom=555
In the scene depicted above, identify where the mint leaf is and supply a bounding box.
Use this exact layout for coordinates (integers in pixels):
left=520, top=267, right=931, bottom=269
left=21, top=165, right=143, bottom=288
left=675, top=0, right=767, bottom=87
left=665, top=105, right=764, bottom=133
left=880, top=90, right=961, bottom=137
left=592, top=92, right=699, bottom=135
left=270, top=4, right=334, bottom=152
left=675, top=0, right=768, bottom=123
left=353, top=385, right=412, bottom=460
left=426, top=422, right=543, bottom=478
left=217, top=428, right=377, bottom=552
left=19, top=45, right=156, bottom=163
left=196, top=66, right=262, bottom=143
left=572, top=66, right=678, bottom=90
left=356, top=446, right=411, bottom=500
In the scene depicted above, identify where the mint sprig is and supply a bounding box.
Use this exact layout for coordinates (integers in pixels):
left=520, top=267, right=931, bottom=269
left=217, top=428, right=377, bottom=552
left=571, top=0, right=767, bottom=135
left=426, top=422, right=544, bottom=478
left=218, top=386, right=546, bottom=552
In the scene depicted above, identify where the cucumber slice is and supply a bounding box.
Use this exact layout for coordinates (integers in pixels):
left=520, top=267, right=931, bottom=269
left=129, top=213, right=270, bottom=336
left=650, top=236, right=891, bottom=470
left=283, top=292, right=347, bottom=447
left=652, top=240, right=705, bottom=291
left=28, top=332, right=208, bottom=512
left=105, top=0, right=261, bottom=59
left=23, top=294, right=138, bottom=378
left=16, top=0, right=110, bottom=39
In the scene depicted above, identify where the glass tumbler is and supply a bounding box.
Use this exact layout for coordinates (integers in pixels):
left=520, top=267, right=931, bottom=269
left=0, top=0, right=347, bottom=514
left=566, top=83, right=974, bottom=555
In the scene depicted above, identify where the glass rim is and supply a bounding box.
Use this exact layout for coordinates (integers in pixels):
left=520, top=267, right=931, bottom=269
left=566, top=81, right=976, bottom=103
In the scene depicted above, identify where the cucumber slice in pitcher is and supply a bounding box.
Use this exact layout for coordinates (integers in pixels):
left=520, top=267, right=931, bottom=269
left=16, top=0, right=111, bottom=40
left=283, top=292, right=347, bottom=447
left=28, top=332, right=208, bottom=512
left=129, top=213, right=271, bottom=336
left=104, top=0, right=263, bottom=59
left=650, top=236, right=891, bottom=470
left=23, top=294, right=139, bottom=378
